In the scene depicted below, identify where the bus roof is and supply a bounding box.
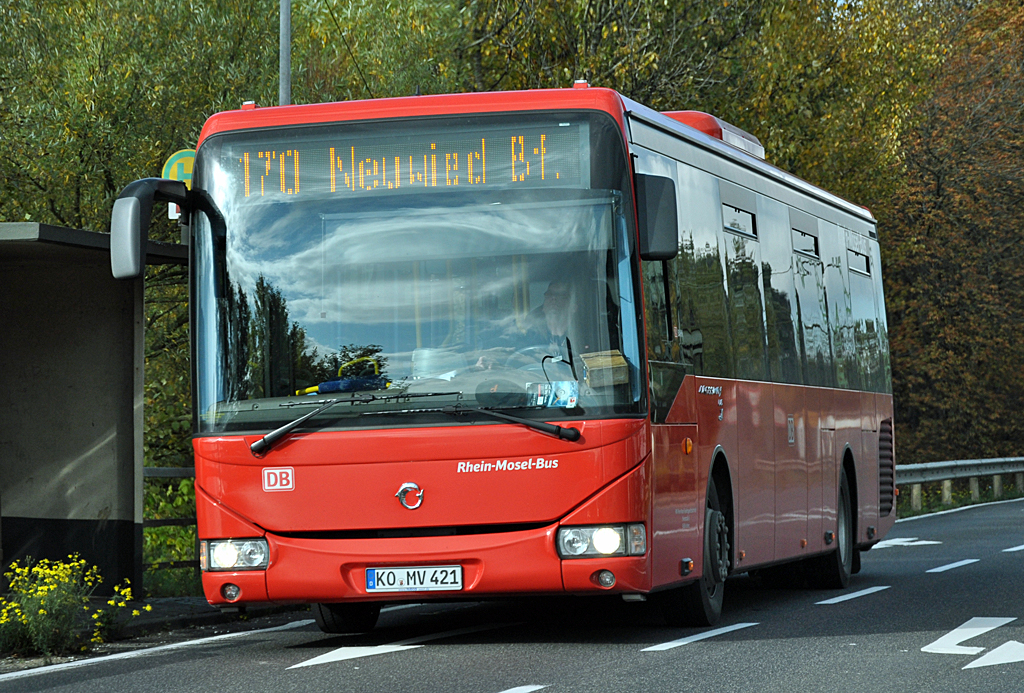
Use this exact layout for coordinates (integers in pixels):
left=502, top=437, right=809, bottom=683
left=622, top=97, right=876, bottom=226
left=196, top=88, right=628, bottom=146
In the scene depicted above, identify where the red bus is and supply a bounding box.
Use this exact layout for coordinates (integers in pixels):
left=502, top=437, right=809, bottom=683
left=111, top=85, right=895, bottom=632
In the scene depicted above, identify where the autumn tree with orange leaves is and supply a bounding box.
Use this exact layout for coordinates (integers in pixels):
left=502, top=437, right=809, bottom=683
left=882, top=1, right=1024, bottom=464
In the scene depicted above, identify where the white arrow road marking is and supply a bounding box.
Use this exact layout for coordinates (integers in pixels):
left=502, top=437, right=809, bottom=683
left=288, top=623, right=514, bottom=669
left=926, top=559, right=980, bottom=573
left=1003, top=544, right=1024, bottom=553
left=642, top=622, right=759, bottom=652
left=872, top=537, right=942, bottom=549
left=922, top=617, right=1017, bottom=655
left=816, top=586, right=891, bottom=604
left=963, top=640, right=1024, bottom=669
left=495, top=687, right=550, bottom=693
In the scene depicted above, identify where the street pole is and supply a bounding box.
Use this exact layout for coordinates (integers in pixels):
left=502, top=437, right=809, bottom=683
left=279, top=0, right=291, bottom=106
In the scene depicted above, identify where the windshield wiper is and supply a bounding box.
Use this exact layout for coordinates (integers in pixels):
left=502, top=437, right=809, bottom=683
left=442, top=404, right=581, bottom=442
left=250, top=391, right=460, bottom=455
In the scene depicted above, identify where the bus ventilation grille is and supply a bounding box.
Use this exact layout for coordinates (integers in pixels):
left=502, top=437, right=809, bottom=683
left=879, top=419, right=895, bottom=516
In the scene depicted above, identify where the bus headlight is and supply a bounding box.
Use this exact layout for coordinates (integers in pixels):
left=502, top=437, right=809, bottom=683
left=557, top=524, right=646, bottom=558
left=204, top=538, right=270, bottom=571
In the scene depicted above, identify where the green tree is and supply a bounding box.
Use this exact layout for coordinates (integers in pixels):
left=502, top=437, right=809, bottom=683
left=0, top=0, right=279, bottom=231
left=721, top=0, right=952, bottom=206
left=0, top=0, right=281, bottom=578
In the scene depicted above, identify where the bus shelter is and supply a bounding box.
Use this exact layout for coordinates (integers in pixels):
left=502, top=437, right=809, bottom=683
left=0, top=223, right=186, bottom=590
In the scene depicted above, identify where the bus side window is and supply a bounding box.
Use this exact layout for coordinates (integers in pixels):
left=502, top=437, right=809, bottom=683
left=847, top=233, right=883, bottom=393
left=870, top=243, right=892, bottom=394
left=790, top=209, right=833, bottom=388
left=720, top=181, right=768, bottom=381
left=759, top=196, right=802, bottom=385
left=672, top=162, right=734, bottom=380
left=820, top=220, right=853, bottom=389
left=635, top=147, right=687, bottom=422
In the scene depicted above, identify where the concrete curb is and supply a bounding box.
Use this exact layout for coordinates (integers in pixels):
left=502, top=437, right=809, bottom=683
left=115, top=600, right=308, bottom=640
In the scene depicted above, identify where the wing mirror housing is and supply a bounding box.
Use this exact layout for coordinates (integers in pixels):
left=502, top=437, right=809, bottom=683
left=110, top=178, right=189, bottom=279
left=635, top=173, right=678, bottom=261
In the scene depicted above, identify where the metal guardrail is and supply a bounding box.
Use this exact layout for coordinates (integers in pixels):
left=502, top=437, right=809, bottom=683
left=143, top=467, right=199, bottom=571
left=143, top=467, right=195, bottom=479
left=896, top=457, right=1024, bottom=511
left=896, top=457, right=1024, bottom=485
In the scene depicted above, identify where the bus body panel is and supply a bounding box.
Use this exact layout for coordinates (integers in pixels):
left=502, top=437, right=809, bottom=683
left=559, top=450, right=650, bottom=527
left=195, top=483, right=264, bottom=538
left=202, top=571, right=269, bottom=605
left=649, top=424, right=699, bottom=588
left=736, top=379, right=777, bottom=565
left=773, top=382, right=810, bottom=560
left=193, top=419, right=647, bottom=534
left=833, top=388, right=864, bottom=539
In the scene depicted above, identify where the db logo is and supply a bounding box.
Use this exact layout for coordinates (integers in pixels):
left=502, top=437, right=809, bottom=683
left=262, top=467, right=295, bottom=492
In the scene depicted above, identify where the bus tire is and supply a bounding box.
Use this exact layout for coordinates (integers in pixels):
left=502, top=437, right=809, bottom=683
left=662, top=476, right=729, bottom=626
left=313, top=602, right=381, bottom=634
left=810, top=471, right=853, bottom=589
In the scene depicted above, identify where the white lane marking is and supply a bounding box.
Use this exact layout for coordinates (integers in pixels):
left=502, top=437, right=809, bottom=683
left=816, top=586, right=891, bottom=604
left=0, top=619, right=316, bottom=683
left=963, top=640, right=1024, bottom=669
left=495, top=687, right=550, bottom=693
left=922, top=617, right=1016, bottom=655
left=642, top=622, right=758, bottom=652
left=896, top=496, right=1024, bottom=523
left=926, top=559, right=980, bottom=573
left=871, top=537, right=942, bottom=549
left=288, top=622, right=514, bottom=669
left=1002, top=544, right=1024, bottom=553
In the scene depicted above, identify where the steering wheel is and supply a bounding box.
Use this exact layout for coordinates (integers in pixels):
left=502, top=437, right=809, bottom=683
left=505, top=345, right=553, bottom=370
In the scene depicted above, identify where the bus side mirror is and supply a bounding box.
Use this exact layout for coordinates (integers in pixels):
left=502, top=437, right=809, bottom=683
left=635, top=173, right=678, bottom=261
left=111, top=178, right=189, bottom=279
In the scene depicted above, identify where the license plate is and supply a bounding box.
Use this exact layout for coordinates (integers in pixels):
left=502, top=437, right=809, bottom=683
left=365, top=565, right=463, bottom=592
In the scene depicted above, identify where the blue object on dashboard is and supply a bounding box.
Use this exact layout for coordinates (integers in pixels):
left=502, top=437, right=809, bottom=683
left=318, top=376, right=387, bottom=393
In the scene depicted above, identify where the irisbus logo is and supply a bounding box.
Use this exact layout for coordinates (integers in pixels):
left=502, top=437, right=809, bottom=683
left=262, top=467, right=295, bottom=492
left=698, top=385, right=723, bottom=396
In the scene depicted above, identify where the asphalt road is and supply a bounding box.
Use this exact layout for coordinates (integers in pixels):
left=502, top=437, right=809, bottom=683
left=3, top=499, right=1022, bottom=692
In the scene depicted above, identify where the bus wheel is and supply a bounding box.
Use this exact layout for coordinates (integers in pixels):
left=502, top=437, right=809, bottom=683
left=313, top=602, right=381, bottom=634
left=662, top=477, right=729, bottom=626
left=810, top=472, right=853, bottom=589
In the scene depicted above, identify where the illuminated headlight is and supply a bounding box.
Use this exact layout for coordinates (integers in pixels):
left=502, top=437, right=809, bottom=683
left=557, top=524, right=646, bottom=558
left=203, top=538, right=269, bottom=571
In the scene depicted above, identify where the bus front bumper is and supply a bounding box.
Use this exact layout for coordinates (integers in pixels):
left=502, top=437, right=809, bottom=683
left=202, top=526, right=652, bottom=606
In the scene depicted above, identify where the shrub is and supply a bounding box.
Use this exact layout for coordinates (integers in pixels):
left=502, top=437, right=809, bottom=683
left=0, top=555, right=151, bottom=657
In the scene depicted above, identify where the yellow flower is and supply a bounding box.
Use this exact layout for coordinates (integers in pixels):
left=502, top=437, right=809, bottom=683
left=132, top=610, right=140, bottom=617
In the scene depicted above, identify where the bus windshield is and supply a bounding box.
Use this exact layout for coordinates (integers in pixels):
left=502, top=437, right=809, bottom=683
left=191, top=112, right=643, bottom=434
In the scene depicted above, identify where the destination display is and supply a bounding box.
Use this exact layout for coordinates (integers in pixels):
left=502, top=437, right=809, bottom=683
left=228, top=122, right=586, bottom=202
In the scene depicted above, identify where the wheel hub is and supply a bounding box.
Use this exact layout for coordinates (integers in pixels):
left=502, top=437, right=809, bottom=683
left=705, top=508, right=730, bottom=584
